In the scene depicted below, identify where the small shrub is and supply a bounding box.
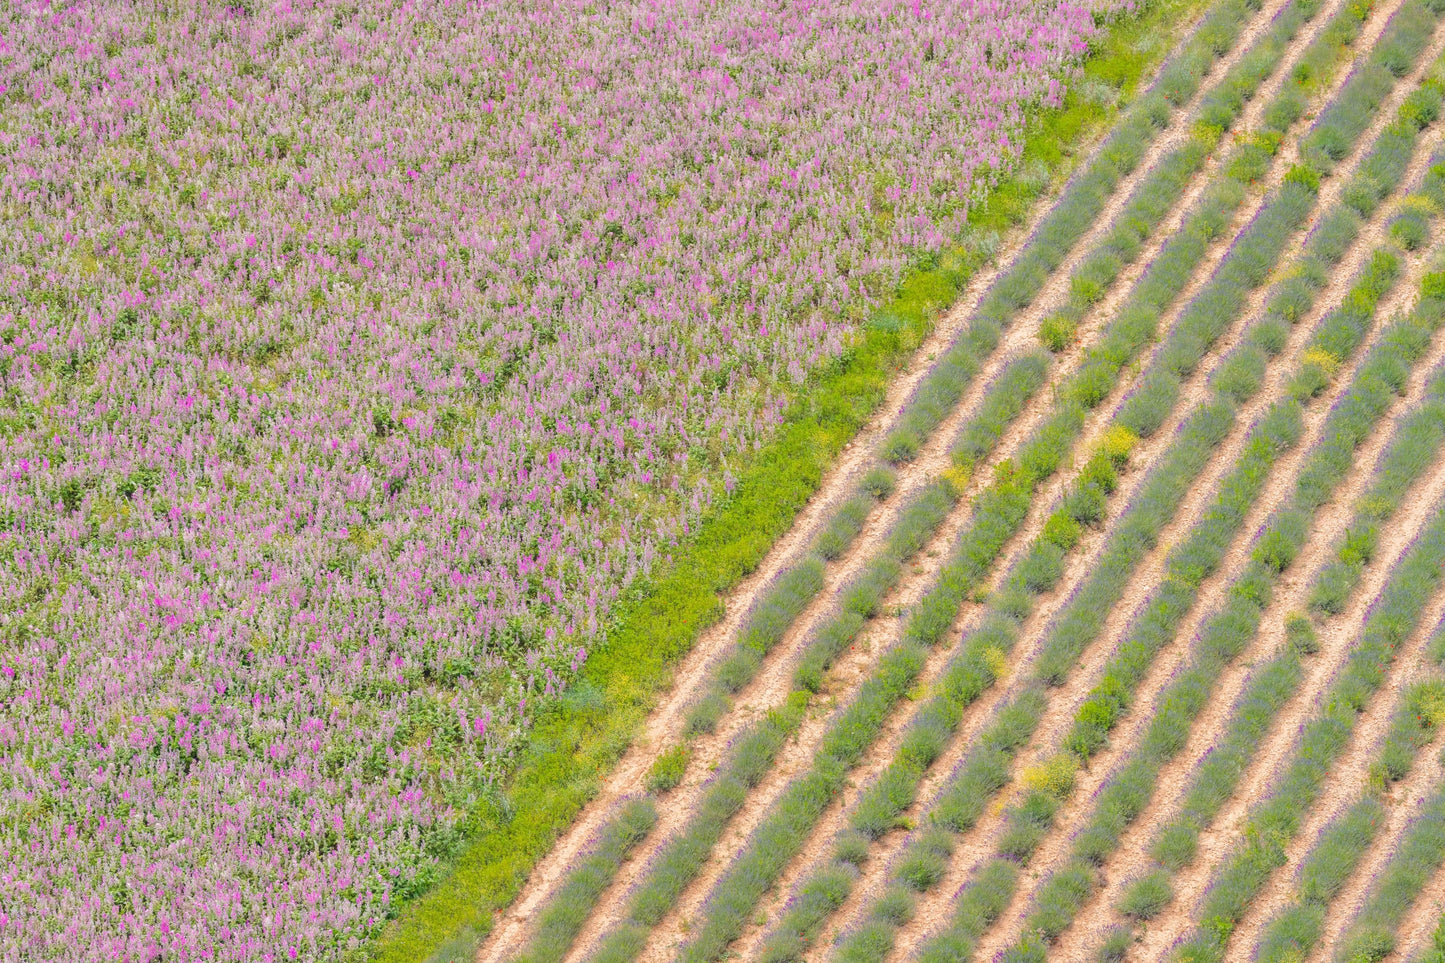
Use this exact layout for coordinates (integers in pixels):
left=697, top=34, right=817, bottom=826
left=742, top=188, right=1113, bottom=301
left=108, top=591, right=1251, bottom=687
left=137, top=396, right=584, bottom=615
left=1118, top=871, right=1173, bottom=919
left=1041, top=313, right=1076, bottom=352
left=861, top=465, right=898, bottom=500
left=1285, top=613, right=1319, bottom=655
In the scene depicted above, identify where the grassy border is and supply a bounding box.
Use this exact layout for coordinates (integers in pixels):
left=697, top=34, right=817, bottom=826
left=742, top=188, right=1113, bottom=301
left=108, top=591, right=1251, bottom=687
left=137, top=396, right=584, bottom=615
left=369, top=1, right=1207, bottom=958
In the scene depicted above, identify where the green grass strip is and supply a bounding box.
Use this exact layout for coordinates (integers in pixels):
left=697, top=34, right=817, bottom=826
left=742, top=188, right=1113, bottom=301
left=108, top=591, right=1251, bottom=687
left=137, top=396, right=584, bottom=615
left=680, top=0, right=1275, bottom=750
left=365, top=0, right=1249, bottom=958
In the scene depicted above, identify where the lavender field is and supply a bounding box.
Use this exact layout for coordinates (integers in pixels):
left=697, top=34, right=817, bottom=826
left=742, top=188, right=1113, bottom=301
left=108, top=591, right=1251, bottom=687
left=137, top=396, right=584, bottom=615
left=0, top=0, right=1123, bottom=958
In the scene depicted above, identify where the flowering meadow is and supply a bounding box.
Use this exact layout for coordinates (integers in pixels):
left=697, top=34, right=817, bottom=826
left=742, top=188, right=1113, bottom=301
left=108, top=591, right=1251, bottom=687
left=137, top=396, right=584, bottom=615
left=0, top=0, right=1119, bottom=956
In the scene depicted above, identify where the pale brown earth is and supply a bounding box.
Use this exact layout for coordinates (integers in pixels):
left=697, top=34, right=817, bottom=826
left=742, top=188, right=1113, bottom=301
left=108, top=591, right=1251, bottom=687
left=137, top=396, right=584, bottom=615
left=1064, top=232, right=1445, bottom=963
left=974, top=127, right=1445, bottom=963
left=1387, top=823, right=1445, bottom=962
left=1116, top=30, right=1445, bottom=961
left=1298, top=702, right=1445, bottom=961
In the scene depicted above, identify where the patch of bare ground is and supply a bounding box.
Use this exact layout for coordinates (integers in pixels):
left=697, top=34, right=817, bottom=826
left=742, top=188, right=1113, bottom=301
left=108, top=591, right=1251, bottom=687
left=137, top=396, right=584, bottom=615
left=1062, top=264, right=1445, bottom=963
left=1124, top=411, right=1445, bottom=960
left=1296, top=692, right=1445, bottom=961
left=478, top=8, right=1255, bottom=960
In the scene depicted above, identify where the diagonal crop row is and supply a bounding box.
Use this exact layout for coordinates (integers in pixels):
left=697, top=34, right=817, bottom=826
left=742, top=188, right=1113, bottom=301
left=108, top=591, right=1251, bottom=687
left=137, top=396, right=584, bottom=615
left=740, top=3, right=1398, bottom=958
left=1089, top=262, right=1445, bottom=961
left=670, top=0, right=1293, bottom=755
left=921, top=225, right=1415, bottom=963
left=823, top=9, right=1445, bottom=961
left=544, top=7, right=1361, bottom=963
left=1167, top=496, right=1445, bottom=962
left=660, top=6, right=1408, bottom=959
left=510, top=800, right=659, bottom=963
left=1247, top=675, right=1445, bottom=963
left=1334, top=770, right=1445, bottom=962
left=975, top=76, right=1445, bottom=963
left=740, top=3, right=1371, bottom=957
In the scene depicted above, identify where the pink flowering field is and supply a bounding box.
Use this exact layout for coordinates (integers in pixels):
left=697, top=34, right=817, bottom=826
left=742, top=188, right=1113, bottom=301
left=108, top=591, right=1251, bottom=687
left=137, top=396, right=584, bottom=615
left=0, top=0, right=1113, bottom=957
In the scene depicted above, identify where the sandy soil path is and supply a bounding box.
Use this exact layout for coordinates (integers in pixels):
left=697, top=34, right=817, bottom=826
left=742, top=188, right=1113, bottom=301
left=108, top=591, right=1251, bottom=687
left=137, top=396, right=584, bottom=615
left=973, top=133, right=1445, bottom=963
left=707, top=5, right=1338, bottom=955
left=1296, top=700, right=1445, bottom=961
left=873, top=5, right=1412, bottom=957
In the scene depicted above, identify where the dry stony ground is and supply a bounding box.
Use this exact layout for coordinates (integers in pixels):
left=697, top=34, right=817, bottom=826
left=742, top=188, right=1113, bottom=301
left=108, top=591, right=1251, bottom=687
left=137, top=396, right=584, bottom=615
left=484, top=0, right=1445, bottom=960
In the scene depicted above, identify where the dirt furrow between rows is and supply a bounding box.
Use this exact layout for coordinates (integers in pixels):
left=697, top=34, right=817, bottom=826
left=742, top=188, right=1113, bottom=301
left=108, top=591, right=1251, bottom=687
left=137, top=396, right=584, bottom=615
left=553, top=11, right=1324, bottom=962
left=1031, top=146, right=1445, bottom=963
left=1063, top=311, right=1445, bottom=963
left=1130, top=454, right=1445, bottom=961
left=871, top=19, right=1412, bottom=960
left=480, top=6, right=1274, bottom=957
left=1297, top=696, right=1445, bottom=961
left=973, top=146, right=1443, bottom=963
left=1384, top=798, right=1445, bottom=961
left=1238, top=582, right=1445, bottom=958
